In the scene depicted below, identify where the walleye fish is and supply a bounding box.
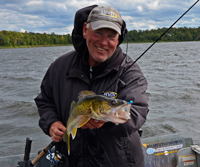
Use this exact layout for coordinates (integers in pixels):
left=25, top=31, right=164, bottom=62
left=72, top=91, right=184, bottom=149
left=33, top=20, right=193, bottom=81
left=63, top=90, right=132, bottom=155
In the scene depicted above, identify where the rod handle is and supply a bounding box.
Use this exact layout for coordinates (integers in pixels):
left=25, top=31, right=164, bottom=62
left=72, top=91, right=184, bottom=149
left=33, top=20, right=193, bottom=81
left=30, top=141, right=56, bottom=166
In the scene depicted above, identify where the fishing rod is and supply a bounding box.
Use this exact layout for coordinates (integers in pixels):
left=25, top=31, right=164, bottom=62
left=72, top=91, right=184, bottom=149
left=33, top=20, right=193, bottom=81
left=29, top=141, right=56, bottom=167
left=103, top=0, right=199, bottom=93
left=17, top=139, right=65, bottom=167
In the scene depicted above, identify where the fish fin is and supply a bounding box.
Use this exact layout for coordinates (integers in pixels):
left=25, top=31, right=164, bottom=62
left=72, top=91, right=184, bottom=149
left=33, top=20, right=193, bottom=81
left=75, top=115, right=91, bottom=128
left=71, top=127, right=77, bottom=139
left=78, top=90, right=96, bottom=100
left=68, top=134, right=70, bottom=155
left=63, top=129, right=68, bottom=143
left=63, top=130, right=71, bottom=155
left=69, top=101, right=76, bottom=114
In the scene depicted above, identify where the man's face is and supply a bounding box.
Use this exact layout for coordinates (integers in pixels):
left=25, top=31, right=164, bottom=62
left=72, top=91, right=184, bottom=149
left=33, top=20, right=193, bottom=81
left=83, top=23, right=119, bottom=66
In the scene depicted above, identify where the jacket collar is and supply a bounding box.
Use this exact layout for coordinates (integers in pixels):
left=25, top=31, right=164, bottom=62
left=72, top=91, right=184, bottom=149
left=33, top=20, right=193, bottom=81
left=67, top=46, right=125, bottom=82
left=82, top=46, right=125, bottom=76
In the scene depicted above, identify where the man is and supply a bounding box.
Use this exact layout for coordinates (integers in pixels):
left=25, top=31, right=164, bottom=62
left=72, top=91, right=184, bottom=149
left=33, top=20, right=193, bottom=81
left=35, top=5, right=149, bottom=167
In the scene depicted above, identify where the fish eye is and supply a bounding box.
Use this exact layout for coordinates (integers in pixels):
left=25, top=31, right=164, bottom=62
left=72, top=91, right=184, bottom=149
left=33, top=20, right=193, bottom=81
left=111, top=100, right=117, bottom=105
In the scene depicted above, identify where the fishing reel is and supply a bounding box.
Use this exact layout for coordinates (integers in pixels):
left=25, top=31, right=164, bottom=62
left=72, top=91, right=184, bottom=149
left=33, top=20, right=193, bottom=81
left=48, top=149, right=66, bottom=167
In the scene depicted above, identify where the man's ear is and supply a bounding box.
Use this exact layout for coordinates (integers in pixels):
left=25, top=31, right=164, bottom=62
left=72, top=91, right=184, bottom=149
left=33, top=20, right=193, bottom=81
left=83, top=22, right=88, bottom=39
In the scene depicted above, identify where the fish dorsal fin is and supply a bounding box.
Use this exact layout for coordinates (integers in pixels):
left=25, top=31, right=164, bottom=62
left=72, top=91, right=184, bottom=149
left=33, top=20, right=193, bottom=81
left=78, top=90, right=96, bottom=100
left=69, top=101, right=77, bottom=114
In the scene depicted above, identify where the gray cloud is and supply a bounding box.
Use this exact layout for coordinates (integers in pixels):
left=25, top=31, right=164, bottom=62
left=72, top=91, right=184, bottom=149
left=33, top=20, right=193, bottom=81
left=0, top=0, right=199, bottom=34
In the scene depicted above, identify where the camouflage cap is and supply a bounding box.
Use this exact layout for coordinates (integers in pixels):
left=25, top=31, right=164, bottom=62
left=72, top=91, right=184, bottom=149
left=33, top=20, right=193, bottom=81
left=87, top=5, right=123, bottom=35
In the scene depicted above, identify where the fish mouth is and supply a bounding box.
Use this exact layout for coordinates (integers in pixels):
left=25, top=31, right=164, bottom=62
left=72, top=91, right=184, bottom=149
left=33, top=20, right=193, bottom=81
left=116, top=103, right=131, bottom=121
left=97, top=103, right=131, bottom=124
left=102, top=103, right=131, bottom=124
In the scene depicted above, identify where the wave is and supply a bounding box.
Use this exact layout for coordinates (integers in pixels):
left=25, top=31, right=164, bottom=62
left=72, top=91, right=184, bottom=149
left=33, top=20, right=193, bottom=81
left=0, top=98, right=39, bottom=119
left=0, top=73, right=40, bottom=82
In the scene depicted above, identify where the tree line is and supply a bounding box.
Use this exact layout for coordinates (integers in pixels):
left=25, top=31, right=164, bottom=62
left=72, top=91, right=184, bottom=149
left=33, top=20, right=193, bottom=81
left=0, top=31, right=72, bottom=47
left=125, top=27, right=200, bottom=42
left=0, top=27, right=200, bottom=47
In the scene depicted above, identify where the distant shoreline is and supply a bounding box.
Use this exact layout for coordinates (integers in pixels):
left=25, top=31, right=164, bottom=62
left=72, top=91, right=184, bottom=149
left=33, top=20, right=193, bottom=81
left=0, top=44, right=73, bottom=49
left=0, top=41, right=197, bottom=49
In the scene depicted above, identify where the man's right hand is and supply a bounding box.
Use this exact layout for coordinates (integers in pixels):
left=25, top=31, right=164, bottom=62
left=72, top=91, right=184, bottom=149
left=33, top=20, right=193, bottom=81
left=49, top=121, right=66, bottom=142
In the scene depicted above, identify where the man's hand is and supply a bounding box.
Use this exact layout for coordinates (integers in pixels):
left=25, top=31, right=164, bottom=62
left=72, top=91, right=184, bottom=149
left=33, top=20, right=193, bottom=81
left=82, top=119, right=106, bottom=129
left=49, top=121, right=66, bottom=142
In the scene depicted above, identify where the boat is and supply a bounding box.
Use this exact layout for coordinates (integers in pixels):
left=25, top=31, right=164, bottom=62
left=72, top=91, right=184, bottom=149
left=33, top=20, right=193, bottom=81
left=0, top=133, right=200, bottom=167
left=141, top=134, right=200, bottom=167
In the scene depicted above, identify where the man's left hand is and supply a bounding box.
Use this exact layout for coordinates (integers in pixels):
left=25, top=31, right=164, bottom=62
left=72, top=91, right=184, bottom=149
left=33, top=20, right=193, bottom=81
left=82, top=119, right=105, bottom=129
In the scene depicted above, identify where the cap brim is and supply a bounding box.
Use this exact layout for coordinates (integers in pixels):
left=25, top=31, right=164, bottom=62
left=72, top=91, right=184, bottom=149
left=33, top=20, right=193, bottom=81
left=90, top=20, right=121, bottom=35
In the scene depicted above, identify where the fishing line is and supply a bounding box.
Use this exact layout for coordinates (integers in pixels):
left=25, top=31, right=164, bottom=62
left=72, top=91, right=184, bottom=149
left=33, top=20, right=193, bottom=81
left=103, top=0, right=199, bottom=93
left=194, top=34, right=200, bottom=41
left=125, top=35, right=129, bottom=63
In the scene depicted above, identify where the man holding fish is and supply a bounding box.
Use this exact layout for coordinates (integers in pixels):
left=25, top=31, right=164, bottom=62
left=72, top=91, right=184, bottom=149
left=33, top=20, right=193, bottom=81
left=35, top=4, right=149, bottom=167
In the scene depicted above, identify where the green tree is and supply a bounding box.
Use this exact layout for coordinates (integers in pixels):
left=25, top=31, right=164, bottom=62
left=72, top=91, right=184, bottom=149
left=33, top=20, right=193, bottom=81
left=0, top=34, right=10, bottom=46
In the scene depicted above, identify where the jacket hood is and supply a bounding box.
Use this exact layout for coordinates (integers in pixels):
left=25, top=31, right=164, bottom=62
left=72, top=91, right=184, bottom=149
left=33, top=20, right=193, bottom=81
left=71, top=5, right=127, bottom=53
left=72, top=5, right=97, bottom=53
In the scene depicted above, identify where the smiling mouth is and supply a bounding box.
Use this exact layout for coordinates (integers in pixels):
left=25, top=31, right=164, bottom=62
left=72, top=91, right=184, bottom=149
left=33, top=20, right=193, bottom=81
left=96, top=46, right=105, bottom=51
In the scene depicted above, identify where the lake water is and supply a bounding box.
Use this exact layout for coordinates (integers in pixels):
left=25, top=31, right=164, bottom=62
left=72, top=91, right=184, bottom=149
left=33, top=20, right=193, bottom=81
left=0, top=42, right=200, bottom=156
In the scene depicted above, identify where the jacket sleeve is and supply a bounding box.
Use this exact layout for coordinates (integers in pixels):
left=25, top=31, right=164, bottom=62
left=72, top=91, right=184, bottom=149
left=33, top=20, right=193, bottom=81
left=105, top=60, right=149, bottom=137
left=34, top=64, right=60, bottom=136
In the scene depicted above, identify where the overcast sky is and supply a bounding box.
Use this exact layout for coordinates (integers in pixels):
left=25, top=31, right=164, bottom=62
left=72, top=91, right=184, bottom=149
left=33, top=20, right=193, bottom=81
left=0, top=0, right=199, bottom=35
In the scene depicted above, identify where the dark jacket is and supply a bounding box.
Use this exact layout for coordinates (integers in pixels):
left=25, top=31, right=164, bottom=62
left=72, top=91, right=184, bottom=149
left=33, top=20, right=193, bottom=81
left=35, top=46, right=148, bottom=167
left=34, top=5, right=149, bottom=167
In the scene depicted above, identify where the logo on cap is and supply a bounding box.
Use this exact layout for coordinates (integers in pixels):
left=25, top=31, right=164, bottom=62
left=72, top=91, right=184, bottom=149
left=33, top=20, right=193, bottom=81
left=100, top=10, right=117, bottom=18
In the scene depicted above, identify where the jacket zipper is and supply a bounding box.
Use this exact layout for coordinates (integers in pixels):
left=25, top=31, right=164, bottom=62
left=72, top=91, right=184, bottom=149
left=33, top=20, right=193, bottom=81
left=90, top=66, right=92, bottom=80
